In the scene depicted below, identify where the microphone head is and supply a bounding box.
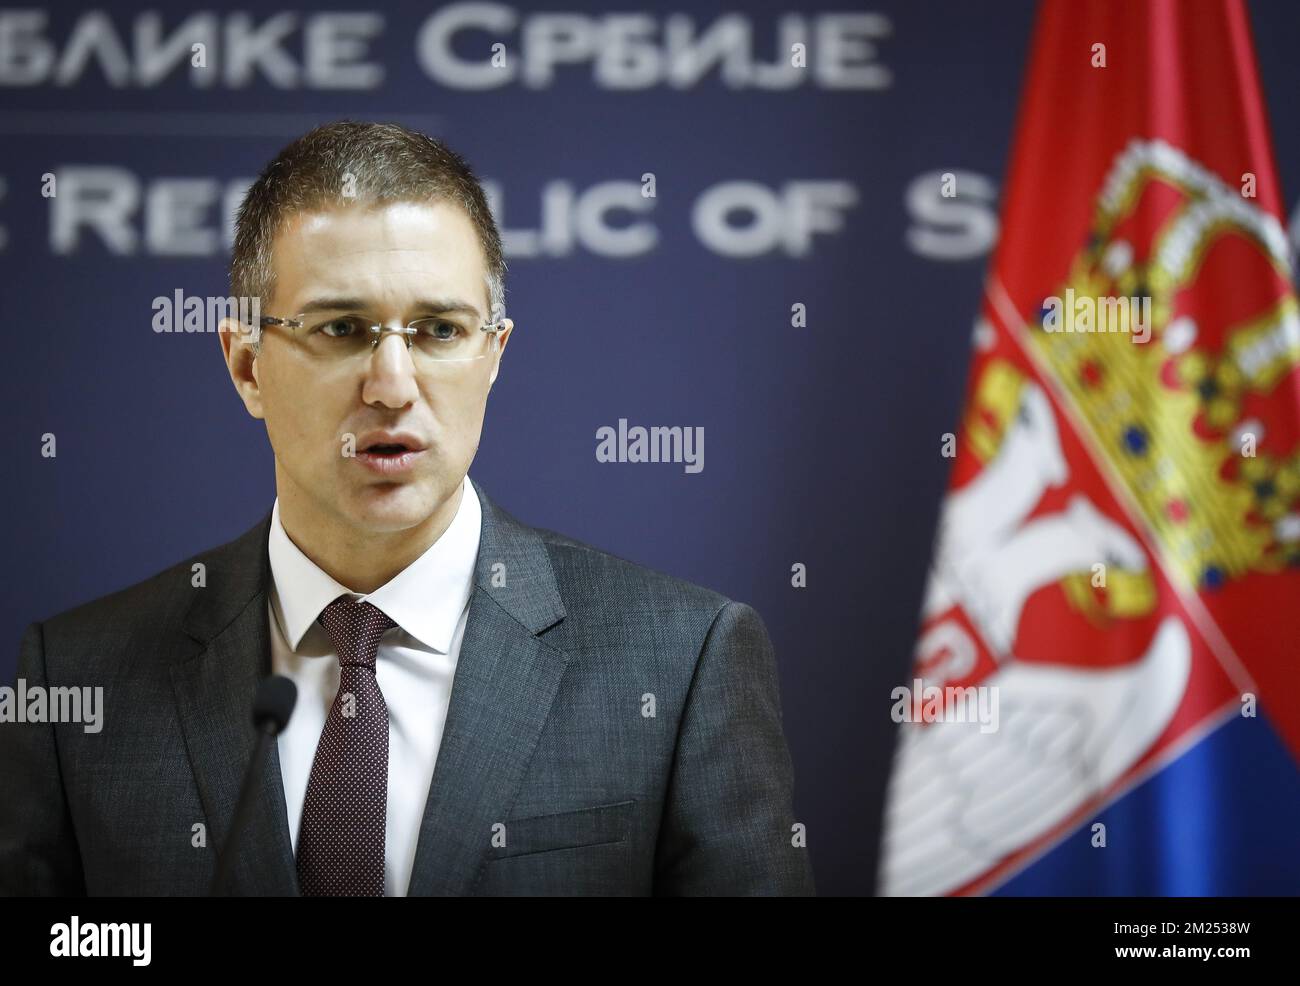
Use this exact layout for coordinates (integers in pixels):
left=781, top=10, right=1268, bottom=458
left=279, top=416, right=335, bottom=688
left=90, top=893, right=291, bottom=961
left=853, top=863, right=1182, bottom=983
left=253, top=675, right=297, bottom=734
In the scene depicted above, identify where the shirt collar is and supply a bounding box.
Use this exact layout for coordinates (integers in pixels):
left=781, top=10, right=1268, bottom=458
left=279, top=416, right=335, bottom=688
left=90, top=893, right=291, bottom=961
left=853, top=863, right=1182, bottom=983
left=268, top=474, right=481, bottom=654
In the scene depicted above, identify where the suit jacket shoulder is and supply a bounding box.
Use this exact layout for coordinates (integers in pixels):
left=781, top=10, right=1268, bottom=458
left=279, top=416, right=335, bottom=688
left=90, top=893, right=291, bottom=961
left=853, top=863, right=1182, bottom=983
left=528, top=521, right=733, bottom=646
left=36, top=514, right=271, bottom=679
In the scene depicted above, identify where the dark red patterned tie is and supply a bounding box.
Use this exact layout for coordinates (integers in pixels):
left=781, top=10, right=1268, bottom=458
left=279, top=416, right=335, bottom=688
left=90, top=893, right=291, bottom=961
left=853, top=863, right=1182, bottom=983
left=296, top=595, right=396, bottom=897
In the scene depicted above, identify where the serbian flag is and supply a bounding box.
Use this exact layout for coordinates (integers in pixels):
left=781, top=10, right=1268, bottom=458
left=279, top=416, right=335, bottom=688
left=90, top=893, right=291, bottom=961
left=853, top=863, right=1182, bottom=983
left=882, top=0, right=1300, bottom=895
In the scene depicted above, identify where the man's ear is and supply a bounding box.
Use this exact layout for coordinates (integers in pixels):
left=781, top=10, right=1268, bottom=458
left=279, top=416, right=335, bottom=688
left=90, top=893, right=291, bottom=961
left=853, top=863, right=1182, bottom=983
left=488, top=317, right=513, bottom=388
left=219, top=317, right=266, bottom=419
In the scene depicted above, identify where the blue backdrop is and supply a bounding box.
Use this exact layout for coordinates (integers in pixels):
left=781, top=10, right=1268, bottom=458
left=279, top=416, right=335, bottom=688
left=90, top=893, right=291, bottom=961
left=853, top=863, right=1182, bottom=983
left=4, top=0, right=1299, bottom=895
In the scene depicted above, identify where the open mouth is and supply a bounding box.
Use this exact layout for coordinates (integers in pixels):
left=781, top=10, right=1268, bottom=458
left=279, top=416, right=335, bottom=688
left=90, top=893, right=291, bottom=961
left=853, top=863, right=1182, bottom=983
left=364, top=443, right=411, bottom=456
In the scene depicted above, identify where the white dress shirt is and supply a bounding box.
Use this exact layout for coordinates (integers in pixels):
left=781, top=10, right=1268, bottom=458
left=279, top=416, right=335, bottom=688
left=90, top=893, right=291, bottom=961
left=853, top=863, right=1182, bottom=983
left=266, top=474, right=481, bottom=896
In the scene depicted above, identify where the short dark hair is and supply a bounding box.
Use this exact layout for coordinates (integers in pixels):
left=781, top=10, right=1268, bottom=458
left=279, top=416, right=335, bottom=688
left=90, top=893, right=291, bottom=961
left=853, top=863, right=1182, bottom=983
left=230, top=120, right=506, bottom=324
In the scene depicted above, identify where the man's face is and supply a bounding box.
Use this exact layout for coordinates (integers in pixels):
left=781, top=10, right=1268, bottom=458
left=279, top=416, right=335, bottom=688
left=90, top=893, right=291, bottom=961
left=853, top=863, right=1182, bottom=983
left=222, top=199, right=512, bottom=535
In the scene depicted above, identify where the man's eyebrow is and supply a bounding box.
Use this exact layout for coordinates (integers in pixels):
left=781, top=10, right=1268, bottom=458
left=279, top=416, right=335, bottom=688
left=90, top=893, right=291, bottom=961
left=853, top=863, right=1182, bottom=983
left=295, top=297, right=485, bottom=319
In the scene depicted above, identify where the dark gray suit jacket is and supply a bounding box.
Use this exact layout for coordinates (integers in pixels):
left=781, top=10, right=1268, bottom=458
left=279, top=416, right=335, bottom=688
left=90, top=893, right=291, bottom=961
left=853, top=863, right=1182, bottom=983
left=0, top=479, right=814, bottom=896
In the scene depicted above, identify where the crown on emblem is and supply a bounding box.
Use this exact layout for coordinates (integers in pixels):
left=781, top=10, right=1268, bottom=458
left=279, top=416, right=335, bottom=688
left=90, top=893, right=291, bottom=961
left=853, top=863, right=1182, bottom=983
left=1023, top=140, right=1300, bottom=591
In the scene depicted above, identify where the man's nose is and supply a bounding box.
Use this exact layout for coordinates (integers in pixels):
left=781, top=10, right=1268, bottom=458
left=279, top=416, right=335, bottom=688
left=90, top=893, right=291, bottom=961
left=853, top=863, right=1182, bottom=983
left=360, top=333, right=421, bottom=408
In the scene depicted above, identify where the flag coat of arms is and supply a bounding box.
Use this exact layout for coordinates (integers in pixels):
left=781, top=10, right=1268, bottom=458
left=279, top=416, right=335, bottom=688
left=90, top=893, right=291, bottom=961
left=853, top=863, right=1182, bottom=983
left=883, top=0, right=1300, bottom=896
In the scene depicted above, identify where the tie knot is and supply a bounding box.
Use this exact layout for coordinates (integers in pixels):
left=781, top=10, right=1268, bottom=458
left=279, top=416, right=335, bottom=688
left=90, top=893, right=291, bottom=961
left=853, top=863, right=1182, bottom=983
left=316, top=595, right=397, bottom=668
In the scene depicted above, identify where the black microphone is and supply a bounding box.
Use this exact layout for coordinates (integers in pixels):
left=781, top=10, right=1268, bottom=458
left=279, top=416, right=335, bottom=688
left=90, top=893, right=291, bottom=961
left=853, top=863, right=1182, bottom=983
left=210, top=675, right=297, bottom=896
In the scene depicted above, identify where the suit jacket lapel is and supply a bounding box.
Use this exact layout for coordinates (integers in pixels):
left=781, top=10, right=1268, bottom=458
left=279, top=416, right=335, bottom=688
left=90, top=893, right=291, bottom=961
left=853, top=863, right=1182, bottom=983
left=406, top=479, right=568, bottom=896
left=172, top=514, right=299, bottom=896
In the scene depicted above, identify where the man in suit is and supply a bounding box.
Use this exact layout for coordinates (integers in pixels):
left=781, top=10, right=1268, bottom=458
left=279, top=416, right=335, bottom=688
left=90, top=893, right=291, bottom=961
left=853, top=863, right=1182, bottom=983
left=0, top=121, right=814, bottom=896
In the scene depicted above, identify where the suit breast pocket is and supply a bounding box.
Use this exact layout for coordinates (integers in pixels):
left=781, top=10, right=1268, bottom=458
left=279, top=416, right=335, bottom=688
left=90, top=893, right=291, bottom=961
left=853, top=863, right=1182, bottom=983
left=490, top=799, right=636, bottom=860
